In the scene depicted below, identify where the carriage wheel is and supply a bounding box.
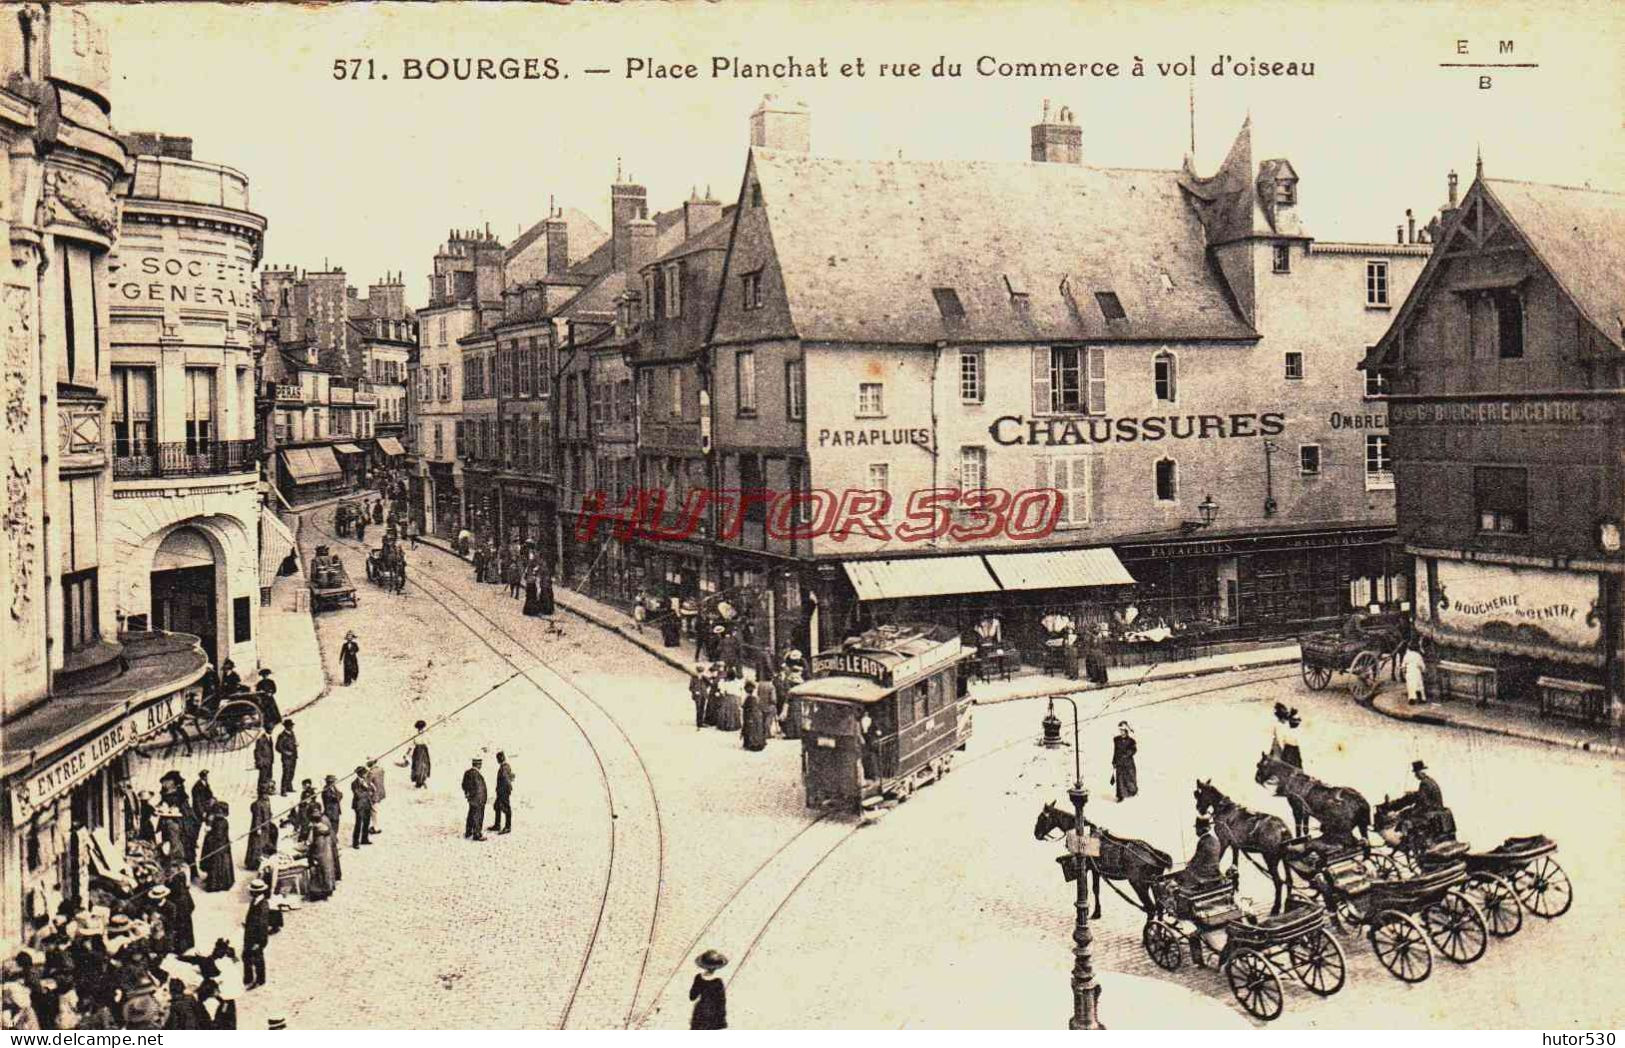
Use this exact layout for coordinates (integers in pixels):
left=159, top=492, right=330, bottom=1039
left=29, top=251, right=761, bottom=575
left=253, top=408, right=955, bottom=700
left=1424, top=889, right=1488, bottom=964
left=1301, top=662, right=1333, bottom=691
left=1512, top=855, right=1572, bottom=919
left=1349, top=652, right=1380, bottom=701
left=1142, top=918, right=1184, bottom=972
left=1225, top=948, right=1284, bottom=1022
left=1288, top=928, right=1347, bottom=996
left=1462, top=873, right=1523, bottom=938
left=1369, top=910, right=1433, bottom=982
left=1368, top=853, right=1404, bottom=881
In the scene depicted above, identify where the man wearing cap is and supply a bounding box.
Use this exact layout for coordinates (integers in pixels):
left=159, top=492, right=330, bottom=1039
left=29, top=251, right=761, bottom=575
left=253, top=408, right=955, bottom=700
left=1111, top=722, right=1139, bottom=802
left=321, top=775, right=344, bottom=839
left=275, top=720, right=299, bottom=796
left=253, top=728, right=275, bottom=798
left=349, top=769, right=374, bottom=848
left=241, top=883, right=270, bottom=991
left=462, top=758, right=488, bottom=842
left=490, top=752, right=515, bottom=835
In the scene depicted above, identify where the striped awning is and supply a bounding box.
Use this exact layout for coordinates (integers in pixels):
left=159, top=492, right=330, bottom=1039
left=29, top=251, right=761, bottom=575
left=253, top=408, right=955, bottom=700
left=259, top=507, right=298, bottom=587
left=333, top=443, right=367, bottom=456
left=281, top=447, right=343, bottom=484
left=843, top=556, right=1001, bottom=602
left=375, top=436, right=406, bottom=457
left=983, top=548, right=1136, bottom=591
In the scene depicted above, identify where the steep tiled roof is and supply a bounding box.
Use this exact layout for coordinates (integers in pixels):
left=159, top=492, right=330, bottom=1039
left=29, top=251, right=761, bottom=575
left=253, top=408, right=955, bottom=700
left=748, top=149, right=1257, bottom=345
left=653, top=204, right=736, bottom=266
left=1483, top=179, right=1625, bottom=349
left=568, top=206, right=688, bottom=278
left=506, top=207, right=608, bottom=268
left=556, top=270, right=625, bottom=320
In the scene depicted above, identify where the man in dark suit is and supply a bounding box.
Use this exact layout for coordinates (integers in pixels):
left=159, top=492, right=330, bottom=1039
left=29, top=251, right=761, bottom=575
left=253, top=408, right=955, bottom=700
left=462, top=758, right=488, bottom=841
left=241, top=881, right=270, bottom=990
left=1412, top=760, right=1444, bottom=811
left=1176, top=815, right=1224, bottom=890
left=275, top=721, right=298, bottom=796
left=490, top=753, right=514, bottom=835
left=349, top=768, right=374, bottom=848
left=252, top=730, right=275, bottom=797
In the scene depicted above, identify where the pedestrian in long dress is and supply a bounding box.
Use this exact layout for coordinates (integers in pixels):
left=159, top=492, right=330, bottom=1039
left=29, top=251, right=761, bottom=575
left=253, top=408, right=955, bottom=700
left=275, top=720, right=298, bottom=796
left=367, top=760, right=386, bottom=834
left=741, top=683, right=768, bottom=752
left=1111, top=721, right=1138, bottom=802
left=245, top=786, right=277, bottom=870
left=410, top=721, right=432, bottom=788
left=200, top=803, right=235, bottom=892
left=755, top=675, right=779, bottom=740
left=255, top=670, right=281, bottom=727
left=490, top=752, right=514, bottom=834
left=522, top=566, right=543, bottom=616
left=160, top=771, right=200, bottom=876
left=349, top=769, right=373, bottom=848
left=340, top=632, right=361, bottom=686
left=689, top=950, right=728, bottom=1030
left=321, top=775, right=343, bottom=840
left=714, top=670, right=744, bottom=732
left=165, top=871, right=196, bottom=957
left=305, top=815, right=340, bottom=901
left=538, top=571, right=555, bottom=615
left=462, top=758, right=488, bottom=841
left=253, top=730, right=275, bottom=797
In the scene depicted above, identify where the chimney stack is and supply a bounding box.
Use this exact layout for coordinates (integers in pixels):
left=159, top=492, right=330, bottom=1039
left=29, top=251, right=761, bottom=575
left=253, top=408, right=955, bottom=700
left=611, top=170, right=649, bottom=272
left=1030, top=101, right=1082, bottom=164
left=1447, top=170, right=1459, bottom=208
left=1406, top=209, right=1416, bottom=245
left=627, top=216, right=658, bottom=275
left=749, top=95, right=812, bottom=153
left=546, top=209, right=570, bottom=276
left=1397, top=225, right=1405, bottom=245
left=683, top=186, right=723, bottom=243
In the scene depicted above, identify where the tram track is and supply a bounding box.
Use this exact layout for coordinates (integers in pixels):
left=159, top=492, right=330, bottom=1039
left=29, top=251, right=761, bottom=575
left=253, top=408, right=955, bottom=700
left=308, top=519, right=665, bottom=1030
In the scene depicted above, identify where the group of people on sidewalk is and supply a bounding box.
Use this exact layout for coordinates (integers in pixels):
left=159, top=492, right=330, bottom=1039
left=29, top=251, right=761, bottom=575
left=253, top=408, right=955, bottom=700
left=689, top=650, right=809, bottom=753
left=470, top=539, right=557, bottom=617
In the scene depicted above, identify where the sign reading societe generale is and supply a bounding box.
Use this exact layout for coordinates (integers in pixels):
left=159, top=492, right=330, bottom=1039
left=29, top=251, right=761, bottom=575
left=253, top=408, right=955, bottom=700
left=115, top=253, right=258, bottom=309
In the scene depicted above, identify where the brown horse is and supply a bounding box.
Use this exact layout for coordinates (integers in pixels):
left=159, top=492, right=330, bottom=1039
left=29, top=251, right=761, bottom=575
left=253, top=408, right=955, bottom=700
left=1253, top=752, right=1371, bottom=851
left=1033, top=801, right=1172, bottom=918
left=1194, top=779, right=1294, bottom=914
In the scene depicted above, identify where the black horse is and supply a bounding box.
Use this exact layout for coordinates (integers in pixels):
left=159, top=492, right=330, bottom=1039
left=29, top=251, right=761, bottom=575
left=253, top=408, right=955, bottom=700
left=1033, top=801, right=1172, bottom=918
left=1194, top=779, right=1294, bottom=914
left=1254, top=751, right=1371, bottom=852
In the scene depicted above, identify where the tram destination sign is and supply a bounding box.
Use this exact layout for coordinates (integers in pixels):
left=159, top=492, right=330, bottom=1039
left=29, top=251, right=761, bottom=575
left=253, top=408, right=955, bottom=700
left=811, top=652, right=893, bottom=685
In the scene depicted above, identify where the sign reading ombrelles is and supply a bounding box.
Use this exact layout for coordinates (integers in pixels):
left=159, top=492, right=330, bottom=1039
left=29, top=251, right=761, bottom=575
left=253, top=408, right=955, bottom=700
left=7, top=689, right=195, bottom=821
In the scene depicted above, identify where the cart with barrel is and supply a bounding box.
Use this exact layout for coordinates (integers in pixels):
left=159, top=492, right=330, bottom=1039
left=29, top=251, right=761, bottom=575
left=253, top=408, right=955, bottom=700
left=1141, top=870, right=1346, bottom=1022
left=309, top=545, right=358, bottom=611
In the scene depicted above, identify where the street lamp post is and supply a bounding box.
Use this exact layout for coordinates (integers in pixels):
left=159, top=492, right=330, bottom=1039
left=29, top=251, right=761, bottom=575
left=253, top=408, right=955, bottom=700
left=1043, top=696, right=1104, bottom=1030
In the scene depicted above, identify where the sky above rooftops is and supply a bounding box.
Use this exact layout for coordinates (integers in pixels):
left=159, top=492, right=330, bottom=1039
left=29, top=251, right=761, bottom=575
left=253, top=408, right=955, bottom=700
left=96, top=0, right=1623, bottom=312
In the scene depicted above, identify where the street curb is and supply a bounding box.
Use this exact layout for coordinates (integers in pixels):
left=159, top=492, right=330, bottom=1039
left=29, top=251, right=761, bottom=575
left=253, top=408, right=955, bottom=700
left=1366, top=694, right=1623, bottom=758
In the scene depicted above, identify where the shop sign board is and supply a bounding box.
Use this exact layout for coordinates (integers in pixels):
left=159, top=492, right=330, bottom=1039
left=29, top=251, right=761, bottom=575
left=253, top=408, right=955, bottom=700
left=1427, top=560, right=1600, bottom=650
left=8, top=690, right=193, bottom=821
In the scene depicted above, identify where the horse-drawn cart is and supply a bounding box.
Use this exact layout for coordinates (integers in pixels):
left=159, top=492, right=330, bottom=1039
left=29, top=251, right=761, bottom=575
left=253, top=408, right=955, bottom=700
left=1298, top=612, right=1409, bottom=701
left=309, top=545, right=358, bottom=612
left=1142, top=873, right=1346, bottom=1022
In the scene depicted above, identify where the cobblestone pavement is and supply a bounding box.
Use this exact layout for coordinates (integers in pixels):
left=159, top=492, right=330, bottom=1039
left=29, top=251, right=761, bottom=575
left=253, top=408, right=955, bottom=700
left=144, top=513, right=1623, bottom=1029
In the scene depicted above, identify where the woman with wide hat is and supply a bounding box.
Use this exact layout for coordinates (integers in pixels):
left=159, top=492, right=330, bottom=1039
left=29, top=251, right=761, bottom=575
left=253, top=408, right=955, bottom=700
left=689, top=949, right=728, bottom=1029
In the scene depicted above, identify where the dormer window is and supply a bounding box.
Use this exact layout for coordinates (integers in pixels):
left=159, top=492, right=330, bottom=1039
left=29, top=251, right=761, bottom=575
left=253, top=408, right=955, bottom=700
left=1276, top=179, right=1296, bottom=206
left=932, top=287, right=964, bottom=321
left=1095, top=291, right=1127, bottom=322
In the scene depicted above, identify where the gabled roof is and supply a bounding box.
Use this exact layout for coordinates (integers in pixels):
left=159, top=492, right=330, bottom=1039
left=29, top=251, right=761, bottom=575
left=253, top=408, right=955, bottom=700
left=745, top=149, right=1257, bottom=345
left=1365, top=177, right=1625, bottom=368
left=506, top=206, right=608, bottom=268
left=1482, top=179, right=1625, bottom=349
left=568, top=206, right=688, bottom=278
left=652, top=204, right=737, bottom=267
left=556, top=270, right=625, bottom=320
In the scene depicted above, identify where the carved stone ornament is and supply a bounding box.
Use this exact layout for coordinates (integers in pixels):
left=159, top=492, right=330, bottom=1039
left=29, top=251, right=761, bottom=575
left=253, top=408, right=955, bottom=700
left=5, top=460, right=37, bottom=622
left=43, top=167, right=120, bottom=239
left=59, top=403, right=104, bottom=456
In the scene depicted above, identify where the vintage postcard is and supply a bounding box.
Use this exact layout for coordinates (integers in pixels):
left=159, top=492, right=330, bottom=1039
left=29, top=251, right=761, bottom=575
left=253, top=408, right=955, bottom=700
left=1, top=0, right=1621, bottom=1033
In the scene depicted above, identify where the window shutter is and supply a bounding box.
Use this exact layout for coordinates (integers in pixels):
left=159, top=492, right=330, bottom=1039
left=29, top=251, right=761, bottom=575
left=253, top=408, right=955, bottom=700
left=1089, top=453, right=1106, bottom=525
left=1035, top=456, right=1053, bottom=505
left=1032, top=347, right=1052, bottom=416
left=1087, top=347, right=1107, bottom=415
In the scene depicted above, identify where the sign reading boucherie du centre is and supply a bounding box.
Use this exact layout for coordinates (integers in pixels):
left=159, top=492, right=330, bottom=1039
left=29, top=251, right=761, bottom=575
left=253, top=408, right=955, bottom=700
left=1428, top=561, right=1601, bottom=650
left=1389, top=399, right=1614, bottom=425
left=7, top=690, right=193, bottom=821
left=114, top=251, right=258, bottom=309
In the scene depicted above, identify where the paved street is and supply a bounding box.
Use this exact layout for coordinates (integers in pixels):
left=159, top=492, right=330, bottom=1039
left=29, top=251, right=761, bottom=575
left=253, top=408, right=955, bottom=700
left=158, top=510, right=1624, bottom=1030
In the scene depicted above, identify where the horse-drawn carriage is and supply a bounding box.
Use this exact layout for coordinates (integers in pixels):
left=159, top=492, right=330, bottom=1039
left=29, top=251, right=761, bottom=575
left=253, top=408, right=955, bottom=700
left=309, top=545, right=358, bottom=611
left=1143, top=873, right=1346, bottom=1022
left=1298, top=611, right=1409, bottom=701
left=366, top=545, right=404, bottom=590
left=132, top=691, right=264, bottom=759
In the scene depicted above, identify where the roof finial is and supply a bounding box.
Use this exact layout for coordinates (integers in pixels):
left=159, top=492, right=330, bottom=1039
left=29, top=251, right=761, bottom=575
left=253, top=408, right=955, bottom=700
left=616, top=157, right=623, bottom=182
left=1042, top=98, right=1051, bottom=123
left=1475, top=145, right=1484, bottom=181
left=1188, top=73, right=1197, bottom=157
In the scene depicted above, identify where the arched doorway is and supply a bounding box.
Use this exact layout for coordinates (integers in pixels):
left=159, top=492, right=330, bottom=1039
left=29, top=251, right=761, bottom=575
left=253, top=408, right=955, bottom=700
left=151, top=526, right=219, bottom=664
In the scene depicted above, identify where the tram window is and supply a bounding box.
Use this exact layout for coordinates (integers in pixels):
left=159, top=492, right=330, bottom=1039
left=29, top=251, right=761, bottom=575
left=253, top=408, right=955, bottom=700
left=911, top=684, right=929, bottom=724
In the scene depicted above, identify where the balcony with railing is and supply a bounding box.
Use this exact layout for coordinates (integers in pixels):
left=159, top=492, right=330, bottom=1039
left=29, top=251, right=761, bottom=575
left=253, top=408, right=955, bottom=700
left=113, top=439, right=261, bottom=480
left=274, top=383, right=305, bottom=405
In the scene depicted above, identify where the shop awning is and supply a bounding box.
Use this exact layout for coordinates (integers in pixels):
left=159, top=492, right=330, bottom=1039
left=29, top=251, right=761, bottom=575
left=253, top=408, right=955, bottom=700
left=333, top=443, right=367, bottom=456
left=844, top=556, right=1001, bottom=602
left=984, top=548, right=1136, bottom=591
left=259, top=507, right=298, bottom=587
left=376, top=436, right=406, bottom=457
left=281, top=446, right=343, bottom=485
